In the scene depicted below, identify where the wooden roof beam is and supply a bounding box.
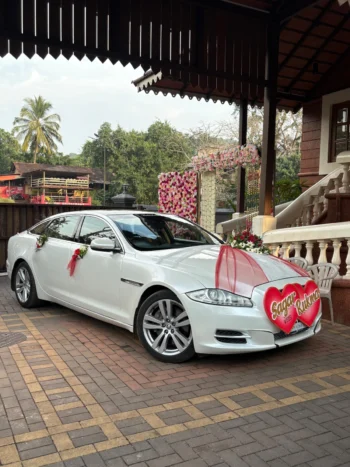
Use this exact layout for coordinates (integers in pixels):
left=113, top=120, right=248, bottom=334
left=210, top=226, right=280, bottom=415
left=279, top=0, right=333, bottom=71
left=284, top=10, right=350, bottom=95
left=278, top=0, right=323, bottom=25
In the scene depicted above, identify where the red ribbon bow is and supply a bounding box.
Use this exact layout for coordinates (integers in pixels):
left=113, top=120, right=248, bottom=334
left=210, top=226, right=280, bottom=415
left=67, top=249, right=81, bottom=277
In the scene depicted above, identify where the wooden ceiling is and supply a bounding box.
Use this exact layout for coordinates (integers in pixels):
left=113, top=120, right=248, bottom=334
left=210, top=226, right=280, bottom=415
left=134, top=0, right=350, bottom=110
left=0, top=0, right=349, bottom=110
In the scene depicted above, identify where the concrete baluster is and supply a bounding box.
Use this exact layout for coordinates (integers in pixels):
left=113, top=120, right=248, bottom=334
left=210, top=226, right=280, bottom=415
left=332, top=239, right=342, bottom=278
left=334, top=178, right=341, bottom=194
left=312, top=196, right=320, bottom=223
left=345, top=239, right=350, bottom=280
left=323, top=186, right=330, bottom=213
left=341, top=163, right=350, bottom=193
left=270, top=244, right=280, bottom=257
left=318, top=240, right=328, bottom=263
left=306, top=205, right=312, bottom=226
left=282, top=243, right=290, bottom=259
left=305, top=241, right=314, bottom=266
left=293, top=242, right=302, bottom=258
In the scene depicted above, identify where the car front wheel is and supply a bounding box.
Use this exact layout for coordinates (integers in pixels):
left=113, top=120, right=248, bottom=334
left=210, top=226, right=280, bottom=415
left=137, top=290, right=195, bottom=363
left=14, top=262, right=41, bottom=309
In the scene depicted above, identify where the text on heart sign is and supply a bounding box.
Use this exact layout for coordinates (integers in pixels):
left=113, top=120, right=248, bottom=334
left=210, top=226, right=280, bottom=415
left=295, top=288, right=320, bottom=316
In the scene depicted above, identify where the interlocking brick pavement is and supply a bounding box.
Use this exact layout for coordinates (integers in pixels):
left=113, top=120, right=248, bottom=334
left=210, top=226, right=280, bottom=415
left=0, top=277, right=350, bottom=466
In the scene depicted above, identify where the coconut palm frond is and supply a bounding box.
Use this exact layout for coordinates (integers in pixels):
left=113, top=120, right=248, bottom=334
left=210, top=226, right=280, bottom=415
left=12, top=96, right=62, bottom=163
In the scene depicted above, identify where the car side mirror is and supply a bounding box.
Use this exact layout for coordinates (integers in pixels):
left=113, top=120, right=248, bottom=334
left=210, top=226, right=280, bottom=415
left=90, top=238, right=122, bottom=253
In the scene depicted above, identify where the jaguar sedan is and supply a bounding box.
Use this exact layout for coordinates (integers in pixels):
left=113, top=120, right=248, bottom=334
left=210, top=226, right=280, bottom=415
left=7, top=211, right=322, bottom=363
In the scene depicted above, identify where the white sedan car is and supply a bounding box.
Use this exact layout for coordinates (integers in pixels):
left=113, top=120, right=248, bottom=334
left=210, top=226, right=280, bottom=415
left=7, top=211, right=321, bottom=363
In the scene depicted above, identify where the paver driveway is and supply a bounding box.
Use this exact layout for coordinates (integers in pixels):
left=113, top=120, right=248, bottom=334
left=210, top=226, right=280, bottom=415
left=0, top=277, right=349, bottom=467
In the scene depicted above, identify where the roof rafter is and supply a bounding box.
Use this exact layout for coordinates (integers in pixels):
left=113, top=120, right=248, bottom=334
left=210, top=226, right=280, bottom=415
left=284, top=10, right=350, bottom=95
left=278, top=0, right=323, bottom=25
left=279, top=0, right=333, bottom=71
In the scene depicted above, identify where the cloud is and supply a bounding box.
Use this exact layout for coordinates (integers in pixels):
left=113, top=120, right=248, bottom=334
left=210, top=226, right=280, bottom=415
left=0, top=54, right=235, bottom=153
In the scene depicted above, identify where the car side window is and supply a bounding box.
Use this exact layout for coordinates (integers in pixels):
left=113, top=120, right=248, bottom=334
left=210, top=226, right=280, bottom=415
left=78, top=216, right=116, bottom=245
left=30, top=221, right=50, bottom=235
left=46, top=216, right=80, bottom=241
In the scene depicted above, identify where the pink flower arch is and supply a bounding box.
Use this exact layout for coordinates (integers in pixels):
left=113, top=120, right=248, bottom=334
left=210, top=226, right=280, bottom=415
left=192, top=144, right=260, bottom=172
left=158, top=171, right=198, bottom=222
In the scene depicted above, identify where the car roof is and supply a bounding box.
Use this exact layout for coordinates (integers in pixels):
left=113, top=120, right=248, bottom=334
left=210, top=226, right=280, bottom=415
left=68, top=210, right=163, bottom=216
left=49, top=210, right=173, bottom=218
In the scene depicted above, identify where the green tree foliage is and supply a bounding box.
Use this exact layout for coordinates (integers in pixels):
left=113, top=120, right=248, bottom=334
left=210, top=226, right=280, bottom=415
left=80, top=121, right=192, bottom=204
left=276, top=153, right=301, bottom=182
left=0, top=129, right=22, bottom=173
left=13, top=96, right=63, bottom=163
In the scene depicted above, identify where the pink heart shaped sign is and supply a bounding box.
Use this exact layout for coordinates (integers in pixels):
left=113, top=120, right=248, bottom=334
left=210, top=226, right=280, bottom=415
left=293, top=281, right=321, bottom=327
left=264, top=281, right=321, bottom=333
left=263, top=284, right=298, bottom=334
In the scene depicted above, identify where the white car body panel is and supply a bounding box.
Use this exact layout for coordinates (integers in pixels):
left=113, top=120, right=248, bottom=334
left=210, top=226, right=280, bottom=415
left=7, top=210, right=322, bottom=356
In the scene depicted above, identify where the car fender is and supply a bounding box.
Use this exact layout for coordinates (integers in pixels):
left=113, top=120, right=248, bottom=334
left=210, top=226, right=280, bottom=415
left=118, top=258, right=206, bottom=327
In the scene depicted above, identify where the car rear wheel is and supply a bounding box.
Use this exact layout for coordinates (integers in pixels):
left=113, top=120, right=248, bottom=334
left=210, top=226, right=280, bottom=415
left=14, top=262, right=41, bottom=309
left=137, top=290, right=195, bottom=363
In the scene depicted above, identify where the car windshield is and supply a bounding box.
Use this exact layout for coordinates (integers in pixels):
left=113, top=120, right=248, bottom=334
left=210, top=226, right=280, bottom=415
left=109, top=214, right=220, bottom=251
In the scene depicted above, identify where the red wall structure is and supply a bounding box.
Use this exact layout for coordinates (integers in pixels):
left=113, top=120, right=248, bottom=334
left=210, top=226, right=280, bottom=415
left=299, top=100, right=323, bottom=190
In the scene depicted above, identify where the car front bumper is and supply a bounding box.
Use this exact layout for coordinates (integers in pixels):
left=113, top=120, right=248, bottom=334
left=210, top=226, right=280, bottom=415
left=181, top=276, right=322, bottom=355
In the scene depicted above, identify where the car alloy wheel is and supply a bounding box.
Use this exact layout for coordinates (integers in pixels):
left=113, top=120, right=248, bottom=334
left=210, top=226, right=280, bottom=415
left=15, top=266, right=31, bottom=304
left=13, top=262, right=41, bottom=309
left=143, top=299, right=192, bottom=357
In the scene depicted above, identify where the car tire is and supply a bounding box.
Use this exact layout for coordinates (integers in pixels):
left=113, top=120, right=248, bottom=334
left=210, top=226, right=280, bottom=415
left=14, top=261, right=42, bottom=309
left=137, top=290, right=195, bottom=363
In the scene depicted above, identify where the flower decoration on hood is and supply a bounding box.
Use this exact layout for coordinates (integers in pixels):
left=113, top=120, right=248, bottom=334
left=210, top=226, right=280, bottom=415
left=158, top=171, right=197, bottom=222
left=228, top=229, right=270, bottom=255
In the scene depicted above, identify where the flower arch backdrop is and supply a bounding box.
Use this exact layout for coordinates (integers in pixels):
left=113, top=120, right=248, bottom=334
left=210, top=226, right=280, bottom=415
left=192, top=144, right=260, bottom=172
left=157, top=144, right=260, bottom=227
left=158, top=171, right=198, bottom=222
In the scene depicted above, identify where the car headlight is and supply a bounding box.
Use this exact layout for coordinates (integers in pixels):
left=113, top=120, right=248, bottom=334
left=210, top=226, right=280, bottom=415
left=186, top=289, right=253, bottom=307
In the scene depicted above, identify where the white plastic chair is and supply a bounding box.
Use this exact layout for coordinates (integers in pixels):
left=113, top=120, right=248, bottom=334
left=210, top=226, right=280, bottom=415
left=286, top=257, right=309, bottom=270
left=307, top=263, right=339, bottom=325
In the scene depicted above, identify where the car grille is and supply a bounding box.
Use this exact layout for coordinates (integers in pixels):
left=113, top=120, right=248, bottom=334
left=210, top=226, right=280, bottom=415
left=274, top=323, right=308, bottom=341
left=215, top=330, right=247, bottom=344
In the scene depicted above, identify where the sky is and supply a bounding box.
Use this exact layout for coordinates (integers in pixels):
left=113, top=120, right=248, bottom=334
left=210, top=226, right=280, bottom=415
left=0, top=55, right=236, bottom=155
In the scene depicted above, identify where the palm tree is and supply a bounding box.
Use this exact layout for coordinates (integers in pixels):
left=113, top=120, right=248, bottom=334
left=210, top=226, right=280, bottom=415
left=13, top=96, right=62, bottom=163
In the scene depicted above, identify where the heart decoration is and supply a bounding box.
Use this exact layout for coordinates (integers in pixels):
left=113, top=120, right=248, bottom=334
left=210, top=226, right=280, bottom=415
left=263, top=281, right=321, bottom=334
left=264, top=284, right=298, bottom=334
left=293, top=281, right=321, bottom=327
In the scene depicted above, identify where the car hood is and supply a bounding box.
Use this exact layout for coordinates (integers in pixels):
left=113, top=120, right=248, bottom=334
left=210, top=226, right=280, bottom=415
left=138, top=245, right=306, bottom=296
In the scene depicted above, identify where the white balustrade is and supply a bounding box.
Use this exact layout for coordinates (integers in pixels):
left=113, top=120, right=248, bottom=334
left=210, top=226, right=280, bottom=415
left=263, top=221, right=350, bottom=280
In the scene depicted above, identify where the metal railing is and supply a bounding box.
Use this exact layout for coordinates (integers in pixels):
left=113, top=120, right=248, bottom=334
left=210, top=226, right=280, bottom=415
left=31, top=177, right=89, bottom=188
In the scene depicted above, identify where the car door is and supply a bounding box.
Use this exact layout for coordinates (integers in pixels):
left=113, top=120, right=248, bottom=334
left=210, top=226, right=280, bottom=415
left=32, top=215, right=81, bottom=302
left=64, top=215, right=126, bottom=323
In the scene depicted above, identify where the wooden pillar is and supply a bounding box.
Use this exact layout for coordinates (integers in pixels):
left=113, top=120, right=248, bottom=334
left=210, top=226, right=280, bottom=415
left=237, top=99, right=248, bottom=213
left=259, top=16, right=279, bottom=216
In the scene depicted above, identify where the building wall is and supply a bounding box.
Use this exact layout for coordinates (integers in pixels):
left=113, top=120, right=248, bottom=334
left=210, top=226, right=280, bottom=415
left=299, top=52, right=350, bottom=189
left=299, top=99, right=323, bottom=189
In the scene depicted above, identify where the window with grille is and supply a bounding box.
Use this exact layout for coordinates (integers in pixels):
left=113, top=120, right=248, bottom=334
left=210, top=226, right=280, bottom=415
left=330, top=101, right=350, bottom=162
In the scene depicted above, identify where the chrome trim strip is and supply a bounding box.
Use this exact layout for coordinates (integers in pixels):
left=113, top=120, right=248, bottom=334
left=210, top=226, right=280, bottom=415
left=214, top=334, right=251, bottom=339
left=121, top=278, right=143, bottom=287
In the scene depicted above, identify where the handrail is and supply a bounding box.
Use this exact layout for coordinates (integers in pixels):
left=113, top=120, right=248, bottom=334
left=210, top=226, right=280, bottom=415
left=263, top=221, right=350, bottom=243
left=31, top=177, right=89, bottom=188
left=216, top=201, right=292, bottom=236
left=276, top=167, right=342, bottom=228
